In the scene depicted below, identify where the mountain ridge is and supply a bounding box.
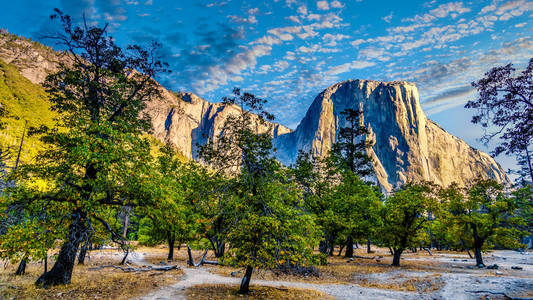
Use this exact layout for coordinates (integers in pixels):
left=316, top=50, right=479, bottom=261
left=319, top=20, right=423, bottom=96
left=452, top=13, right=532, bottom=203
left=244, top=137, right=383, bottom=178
left=0, top=32, right=508, bottom=191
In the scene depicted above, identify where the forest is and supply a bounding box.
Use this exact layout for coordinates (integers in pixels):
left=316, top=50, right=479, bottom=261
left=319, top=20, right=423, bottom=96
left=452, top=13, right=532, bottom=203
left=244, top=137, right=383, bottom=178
left=0, top=10, right=532, bottom=300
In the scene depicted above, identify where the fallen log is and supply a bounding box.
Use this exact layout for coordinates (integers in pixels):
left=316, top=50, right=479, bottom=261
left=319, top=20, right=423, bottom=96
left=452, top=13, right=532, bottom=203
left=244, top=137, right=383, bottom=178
left=88, top=264, right=179, bottom=272
left=352, top=255, right=375, bottom=260
left=187, top=245, right=219, bottom=266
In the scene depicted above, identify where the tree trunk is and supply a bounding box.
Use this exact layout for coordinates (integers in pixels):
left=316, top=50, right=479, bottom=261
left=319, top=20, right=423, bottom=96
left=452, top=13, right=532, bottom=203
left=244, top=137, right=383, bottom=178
left=466, top=249, right=473, bottom=259
left=217, top=242, right=225, bottom=258
left=337, top=244, right=345, bottom=256
left=345, top=235, right=354, bottom=258
left=388, top=247, right=394, bottom=255
left=122, top=211, right=130, bottom=238
left=36, top=211, right=86, bottom=287
left=328, top=235, right=336, bottom=256
left=78, top=242, right=88, bottom=265
left=367, top=238, right=371, bottom=253
left=15, top=258, right=27, bottom=275
left=167, top=234, right=175, bottom=261
left=44, top=254, right=48, bottom=274
left=472, top=226, right=485, bottom=267
left=392, top=249, right=403, bottom=266
left=474, top=246, right=484, bottom=267
left=319, top=240, right=328, bottom=254
left=120, top=247, right=129, bottom=265
left=239, top=265, right=254, bottom=294
left=209, top=237, right=225, bottom=258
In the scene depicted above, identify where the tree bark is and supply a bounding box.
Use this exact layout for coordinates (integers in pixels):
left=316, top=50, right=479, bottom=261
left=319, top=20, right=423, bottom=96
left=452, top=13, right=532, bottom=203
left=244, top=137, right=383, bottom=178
left=44, top=254, right=48, bottom=274
left=345, top=235, right=354, bottom=258
left=474, top=246, right=484, bottom=267
left=337, top=244, right=345, bottom=256
left=78, top=242, right=88, bottom=265
left=466, top=249, right=473, bottom=259
left=36, top=211, right=86, bottom=287
left=473, top=226, right=485, bottom=267
left=209, top=237, right=225, bottom=258
left=239, top=265, right=254, bottom=294
left=319, top=240, right=328, bottom=254
left=167, top=234, right=175, bottom=261
left=392, top=249, right=403, bottom=266
left=122, top=211, right=130, bottom=238
left=367, top=238, right=371, bottom=253
left=120, top=247, right=129, bottom=265
left=15, top=258, right=27, bottom=275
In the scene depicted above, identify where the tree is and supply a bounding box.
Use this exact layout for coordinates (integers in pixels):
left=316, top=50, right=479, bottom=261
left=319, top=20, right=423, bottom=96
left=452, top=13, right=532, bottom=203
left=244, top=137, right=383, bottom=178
left=12, top=10, right=168, bottom=287
left=465, top=58, right=533, bottom=183
left=330, top=108, right=376, bottom=256
left=331, top=108, right=374, bottom=178
left=441, top=180, right=527, bottom=266
left=379, top=183, right=436, bottom=266
left=199, top=88, right=320, bottom=294
left=333, top=171, right=382, bottom=257
left=290, top=151, right=339, bottom=256
left=137, top=144, right=198, bottom=260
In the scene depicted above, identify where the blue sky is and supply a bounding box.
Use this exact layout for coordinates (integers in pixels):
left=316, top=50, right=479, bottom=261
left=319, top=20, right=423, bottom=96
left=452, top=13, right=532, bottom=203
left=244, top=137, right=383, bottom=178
left=1, top=0, right=532, bottom=173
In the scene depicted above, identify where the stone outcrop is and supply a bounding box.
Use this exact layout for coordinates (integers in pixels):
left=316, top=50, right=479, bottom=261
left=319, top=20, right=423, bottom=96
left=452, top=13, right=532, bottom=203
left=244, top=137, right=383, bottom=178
left=273, top=79, right=508, bottom=191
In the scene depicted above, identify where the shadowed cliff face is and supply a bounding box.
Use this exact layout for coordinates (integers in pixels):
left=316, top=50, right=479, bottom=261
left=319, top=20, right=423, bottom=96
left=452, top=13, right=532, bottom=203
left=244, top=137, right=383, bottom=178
left=273, top=79, right=508, bottom=191
left=0, top=34, right=508, bottom=191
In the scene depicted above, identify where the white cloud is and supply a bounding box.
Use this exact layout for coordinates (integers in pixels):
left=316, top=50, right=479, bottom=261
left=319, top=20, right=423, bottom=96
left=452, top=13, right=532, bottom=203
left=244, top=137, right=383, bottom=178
left=402, top=1, right=471, bottom=23
left=331, top=1, right=344, bottom=8
left=323, top=33, right=350, bottom=46
left=382, top=12, right=393, bottom=23
left=326, top=60, right=376, bottom=75
left=288, top=15, right=300, bottom=23
left=297, top=5, right=308, bottom=15
left=317, top=1, right=329, bottom=11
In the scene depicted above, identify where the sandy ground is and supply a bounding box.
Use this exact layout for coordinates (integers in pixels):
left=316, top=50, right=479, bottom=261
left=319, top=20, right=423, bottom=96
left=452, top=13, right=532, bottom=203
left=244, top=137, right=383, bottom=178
left=134, top=250, right=533, bottom=300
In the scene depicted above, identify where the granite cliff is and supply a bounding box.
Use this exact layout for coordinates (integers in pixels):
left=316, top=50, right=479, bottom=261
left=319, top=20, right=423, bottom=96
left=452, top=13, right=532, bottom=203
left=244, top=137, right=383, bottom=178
left=0, top=33, right=508, bottom=190
left=273, top=80, right=508, bottom=191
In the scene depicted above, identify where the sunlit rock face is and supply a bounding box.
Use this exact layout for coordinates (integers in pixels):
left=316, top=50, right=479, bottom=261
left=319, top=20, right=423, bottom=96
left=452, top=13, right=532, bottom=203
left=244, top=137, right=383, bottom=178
left=146, top=89, right=292, bottom=160
left=273, top=79, right=508, bottom=192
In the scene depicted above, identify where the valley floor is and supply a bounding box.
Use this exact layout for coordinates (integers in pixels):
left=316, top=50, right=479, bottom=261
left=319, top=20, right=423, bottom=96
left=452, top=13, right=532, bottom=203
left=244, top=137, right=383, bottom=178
left=1, top=246, right=532, bottom=299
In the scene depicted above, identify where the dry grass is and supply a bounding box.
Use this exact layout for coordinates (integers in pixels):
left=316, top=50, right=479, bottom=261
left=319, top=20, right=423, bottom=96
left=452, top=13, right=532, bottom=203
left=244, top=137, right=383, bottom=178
left=352, top=273, right=444, bottom=293
left=186, top=284, right=333, bottom=300
left=0, top=249, right=184, bottom=300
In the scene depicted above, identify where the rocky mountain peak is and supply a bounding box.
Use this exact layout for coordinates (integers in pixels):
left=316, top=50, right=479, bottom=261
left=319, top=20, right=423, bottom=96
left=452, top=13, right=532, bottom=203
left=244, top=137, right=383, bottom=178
left=273, top=79, right=508, bottom=191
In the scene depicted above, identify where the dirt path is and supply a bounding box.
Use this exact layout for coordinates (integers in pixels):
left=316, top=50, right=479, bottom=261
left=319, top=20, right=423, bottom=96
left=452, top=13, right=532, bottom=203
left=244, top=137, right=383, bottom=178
left=138, top=267, right=419, bottom=300
left=134, top=250, right=533, bottom=300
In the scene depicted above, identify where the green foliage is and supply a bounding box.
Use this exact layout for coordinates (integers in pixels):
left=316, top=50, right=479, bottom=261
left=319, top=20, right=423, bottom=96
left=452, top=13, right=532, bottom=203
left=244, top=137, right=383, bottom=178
left=2, top=10, right=170, bottom=286
left=379, top=182, right=436, bottom=265
left=438, top=180, right=528, bottom=265
left=137, top=144, right=199, bottom=257
left=0, top=59, right=55, bottom=164
left=329, top=171, right=382, bottom=244
left=331, top=108, right=374, bottom=178
left=198, top=88, right=320, bottom=293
